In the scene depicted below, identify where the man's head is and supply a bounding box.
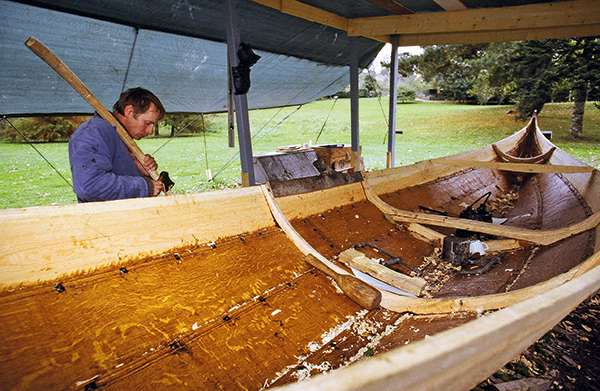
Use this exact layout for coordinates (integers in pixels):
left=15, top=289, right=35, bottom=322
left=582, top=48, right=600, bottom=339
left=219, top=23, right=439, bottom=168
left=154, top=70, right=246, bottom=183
left=113, top=87, right=166, bottom=140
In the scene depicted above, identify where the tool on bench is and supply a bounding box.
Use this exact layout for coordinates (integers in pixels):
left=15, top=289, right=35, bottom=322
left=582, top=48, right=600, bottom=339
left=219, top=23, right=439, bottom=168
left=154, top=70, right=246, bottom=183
left=25, top=37, right=174, bottom=195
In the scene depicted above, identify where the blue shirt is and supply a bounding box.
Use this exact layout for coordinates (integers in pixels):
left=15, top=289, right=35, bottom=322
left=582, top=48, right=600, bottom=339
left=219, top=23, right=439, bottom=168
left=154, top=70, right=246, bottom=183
left=69, top=114, right=149, bottom=202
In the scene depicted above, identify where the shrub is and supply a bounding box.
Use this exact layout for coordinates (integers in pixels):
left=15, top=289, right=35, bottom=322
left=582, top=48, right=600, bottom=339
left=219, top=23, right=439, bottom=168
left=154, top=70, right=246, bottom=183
left=160, top=113, right=213, bottom=137
left=1, top=116, right=89, bottom=142
left=397, top=86, right=416, bottom=103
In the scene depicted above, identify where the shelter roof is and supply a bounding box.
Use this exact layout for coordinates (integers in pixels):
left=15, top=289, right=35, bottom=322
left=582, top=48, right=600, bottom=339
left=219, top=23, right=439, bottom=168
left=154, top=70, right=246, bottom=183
left=1, top=0, right=598, bottom=115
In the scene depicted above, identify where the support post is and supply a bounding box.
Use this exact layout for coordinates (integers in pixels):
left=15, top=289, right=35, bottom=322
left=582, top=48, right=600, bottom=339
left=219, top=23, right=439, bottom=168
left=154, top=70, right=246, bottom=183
left=349, top=36, right=360, bottom=171
left=387, top=35, right=399, bottom=169
left=223, top=0, right=255, bottom=186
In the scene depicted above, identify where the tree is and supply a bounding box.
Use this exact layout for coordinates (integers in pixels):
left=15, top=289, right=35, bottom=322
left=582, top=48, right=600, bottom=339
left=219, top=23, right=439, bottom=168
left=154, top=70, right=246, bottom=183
left=561, top=37, right=600, bottom=138
left=507, top=39, right=565, bottom=119
left=363, top=74, right=380, bottom=97
left=1, top=116, right=89, bottom=142
left=397, top=44, right=490, bottom=102
left=397, top=86, right=416, bottom=103
left=161, top=114, right=210, bottom=137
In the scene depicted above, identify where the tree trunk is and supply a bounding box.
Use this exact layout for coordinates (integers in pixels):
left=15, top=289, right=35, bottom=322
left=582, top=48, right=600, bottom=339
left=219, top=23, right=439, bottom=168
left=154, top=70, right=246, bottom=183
left=568, top=85, right=588, bottom=139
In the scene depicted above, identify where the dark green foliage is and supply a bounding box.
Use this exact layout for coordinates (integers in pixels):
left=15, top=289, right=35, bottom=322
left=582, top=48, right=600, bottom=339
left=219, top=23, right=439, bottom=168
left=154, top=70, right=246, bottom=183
left=363, top=74, right=380, bottom=97
left=397, top=86, right=416, bottom=103
left=1, top=116, right=90, bottom=142
left=160, top=114, right=212, bottom=137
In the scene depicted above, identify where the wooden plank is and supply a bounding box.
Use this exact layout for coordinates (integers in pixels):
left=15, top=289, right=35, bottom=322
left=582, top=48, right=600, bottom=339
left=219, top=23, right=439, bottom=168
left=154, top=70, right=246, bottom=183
left=0, top=187, right=274, bottom=289
left=433, top=0, right=467, bottom=11
left=339, top=248, right=426, bottom=296
left=347, top=0, right=599, bottom=37
left=276, top=181, right=366, bottom=221
left=387, top=23, right=600, bottom=47
left=0, top=232, right=363, bottom=391
left=437, top=159, right=594, bottom=173
left=251, top=0, right=348, bottom=31
left=260, top=184, right=347, bottom=275
left=400, top=222, right=446, bottom=246
left=367, top=0, right=414, bottom=15
left=274, top=260, right=600, bottom=391
left=492, top=144, right=555, bottom=164
left=363, top=126, right=523, bottom=195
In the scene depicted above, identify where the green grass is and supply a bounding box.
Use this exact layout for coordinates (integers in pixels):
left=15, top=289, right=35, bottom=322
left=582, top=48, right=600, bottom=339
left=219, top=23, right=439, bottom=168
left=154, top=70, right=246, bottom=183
left=1, top=99, right=598, bottom=209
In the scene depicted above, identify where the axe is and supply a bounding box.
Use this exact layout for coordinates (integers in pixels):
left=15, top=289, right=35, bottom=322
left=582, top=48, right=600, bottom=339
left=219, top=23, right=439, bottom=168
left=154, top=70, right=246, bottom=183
left=25, top=37, right=174, bottom=195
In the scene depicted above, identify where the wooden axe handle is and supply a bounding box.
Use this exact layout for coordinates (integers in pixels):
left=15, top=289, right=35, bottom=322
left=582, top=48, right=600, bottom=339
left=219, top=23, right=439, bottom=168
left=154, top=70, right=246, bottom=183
left=25, top=37, right=167, bottom=187
left=305, top=254, right=381, bottom=310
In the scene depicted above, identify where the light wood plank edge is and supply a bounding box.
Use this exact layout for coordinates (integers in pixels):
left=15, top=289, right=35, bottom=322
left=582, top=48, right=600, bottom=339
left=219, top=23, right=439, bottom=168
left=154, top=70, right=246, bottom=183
left=362, top=180, right=600, bottom=246
left=379, top=243, right=600, bottom=314
left=251, top=0, right=347, bottom=31
left=364, top=123, right=526, bottom=195
left=347, top=0, right=599, bottom=37
left=339, top=248, right=426, bottom=296
left=437, top=159, right=594, bottom=174
left=274, top=262, right=600, bottom=391
left=259, top=184, right=347, bottom=276
left=0, top=188, right=274, bottom=289
left=492, top=144, right=555, bottom=164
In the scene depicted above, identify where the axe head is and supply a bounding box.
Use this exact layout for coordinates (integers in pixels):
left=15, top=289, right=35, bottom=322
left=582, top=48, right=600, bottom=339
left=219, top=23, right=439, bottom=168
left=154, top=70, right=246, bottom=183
left=159, top=171, right=175, bottom=192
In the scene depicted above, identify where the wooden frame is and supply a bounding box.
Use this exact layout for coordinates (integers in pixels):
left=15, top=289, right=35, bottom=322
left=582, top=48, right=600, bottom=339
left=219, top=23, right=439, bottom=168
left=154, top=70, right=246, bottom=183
left=251, top=0, right=600, bottom=45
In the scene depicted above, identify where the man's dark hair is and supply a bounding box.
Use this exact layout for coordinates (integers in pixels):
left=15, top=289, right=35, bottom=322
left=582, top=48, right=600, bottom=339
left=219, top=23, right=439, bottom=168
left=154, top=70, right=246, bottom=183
left=113, top=87, right=166, bottom=121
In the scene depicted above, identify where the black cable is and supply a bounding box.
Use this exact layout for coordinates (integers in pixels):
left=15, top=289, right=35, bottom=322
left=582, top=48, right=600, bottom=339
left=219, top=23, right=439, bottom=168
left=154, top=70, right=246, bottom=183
left=2, top=116, right=73, bottom=188
left=315, top=96, right=338, bottom=143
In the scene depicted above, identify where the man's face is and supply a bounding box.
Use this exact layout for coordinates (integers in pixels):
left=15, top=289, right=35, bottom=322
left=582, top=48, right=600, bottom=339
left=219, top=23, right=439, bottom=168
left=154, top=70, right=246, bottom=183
left=122, top=103, right=161, bottom=140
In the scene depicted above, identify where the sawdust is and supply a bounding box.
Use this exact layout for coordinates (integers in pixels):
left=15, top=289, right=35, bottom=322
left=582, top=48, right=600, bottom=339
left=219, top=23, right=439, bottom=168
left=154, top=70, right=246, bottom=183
left=417, top=248, right=461, bottom=298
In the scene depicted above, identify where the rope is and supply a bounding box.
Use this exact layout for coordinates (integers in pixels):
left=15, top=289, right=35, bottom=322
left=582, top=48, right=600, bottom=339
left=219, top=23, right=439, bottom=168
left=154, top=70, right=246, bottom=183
left=211, top=105, right=303, bottom=181
left=380, top=94, right=391, bottom=144
left=152, top=113, right=203, bottom=155
left=121, top=28, right=139, bottom=94
left=201, top=115, right=210, bottom=173
left=1, top=116, right=73, bottom=188
left=315, top=96, right=338, bottom=143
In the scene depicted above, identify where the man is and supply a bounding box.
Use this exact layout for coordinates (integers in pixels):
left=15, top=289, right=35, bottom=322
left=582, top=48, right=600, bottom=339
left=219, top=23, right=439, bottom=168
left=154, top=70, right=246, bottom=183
left=69, top=87, right=166, bottom=202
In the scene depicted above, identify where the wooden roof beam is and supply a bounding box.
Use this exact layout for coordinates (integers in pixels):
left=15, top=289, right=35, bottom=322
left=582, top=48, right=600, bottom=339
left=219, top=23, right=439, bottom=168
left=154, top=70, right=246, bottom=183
left=382, top=23, right=600, bottom=46
left=368, top=0, right=414, bottom=15
left=348, top=0, right=600, bottom=44
left=251, top=0, right=348, bottom=31
left=433, top=0, right=467, bottom=12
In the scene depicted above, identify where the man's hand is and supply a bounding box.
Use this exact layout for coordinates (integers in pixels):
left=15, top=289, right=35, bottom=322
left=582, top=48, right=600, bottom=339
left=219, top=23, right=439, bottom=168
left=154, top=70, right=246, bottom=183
left=142, top=154, right=158, bottom=172
left=149, top=179, right=165, bottom=197
left=131, top=152, right=158, bottom=176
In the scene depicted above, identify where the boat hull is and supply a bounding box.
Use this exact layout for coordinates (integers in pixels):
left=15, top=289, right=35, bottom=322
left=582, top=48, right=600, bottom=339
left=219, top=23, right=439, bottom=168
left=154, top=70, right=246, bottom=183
left=0, top=116, right=598, bottom=391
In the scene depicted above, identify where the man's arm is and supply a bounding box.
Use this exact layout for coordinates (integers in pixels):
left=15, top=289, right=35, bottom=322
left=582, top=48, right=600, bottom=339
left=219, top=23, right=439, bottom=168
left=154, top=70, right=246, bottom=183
left=69, top=120, right=150, bottom=202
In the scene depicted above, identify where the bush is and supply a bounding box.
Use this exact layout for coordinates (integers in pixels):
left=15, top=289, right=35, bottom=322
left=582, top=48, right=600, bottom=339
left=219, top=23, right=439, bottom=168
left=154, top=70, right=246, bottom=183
left=397, top=86, right=416, bottom=103
left=160, top=113, right=213, bottom=137
left=1, top=116, right=89, bottom=142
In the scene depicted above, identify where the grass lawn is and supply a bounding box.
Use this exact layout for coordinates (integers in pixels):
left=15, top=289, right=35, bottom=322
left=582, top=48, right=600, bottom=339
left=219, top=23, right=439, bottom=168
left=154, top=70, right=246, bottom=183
left=1, top=99, right=598, bottom=209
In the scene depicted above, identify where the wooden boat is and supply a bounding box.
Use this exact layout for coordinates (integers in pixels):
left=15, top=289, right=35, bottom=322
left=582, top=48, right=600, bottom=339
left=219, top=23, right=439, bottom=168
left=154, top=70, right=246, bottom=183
left=1, top=114, right=599, bottom=391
